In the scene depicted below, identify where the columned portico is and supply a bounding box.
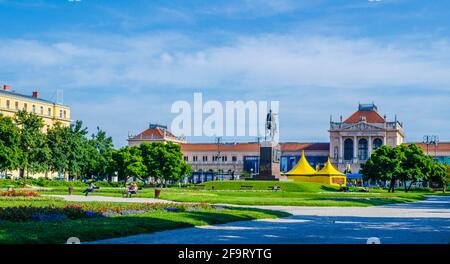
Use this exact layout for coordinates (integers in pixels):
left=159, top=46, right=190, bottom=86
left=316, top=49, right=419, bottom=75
left=329, top=104, right=405, bottom=172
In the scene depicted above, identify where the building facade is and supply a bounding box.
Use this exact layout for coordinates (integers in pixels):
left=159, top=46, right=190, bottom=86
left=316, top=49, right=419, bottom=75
left=329, top=104, right=405, bottom=172
left=130, top=103, right=449, bottom=181
left=128, top=123, right=186, bottom=147
left=0, top=84, right=71, bottom=130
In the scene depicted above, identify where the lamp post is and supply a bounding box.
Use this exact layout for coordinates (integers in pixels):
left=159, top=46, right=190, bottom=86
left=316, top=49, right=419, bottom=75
left=423, top=135, right=439, bottom=156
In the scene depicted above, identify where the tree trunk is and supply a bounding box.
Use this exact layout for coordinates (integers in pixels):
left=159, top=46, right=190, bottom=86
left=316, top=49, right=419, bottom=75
left=404, top=181, right=408, bottom=192
left=389, top=179, right=395, bottom=193
left=407, top=181, right=415, bottom=192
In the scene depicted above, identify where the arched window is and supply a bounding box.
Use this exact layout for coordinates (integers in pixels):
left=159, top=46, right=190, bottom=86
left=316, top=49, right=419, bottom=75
left=373, top=138, right=382, bottom=150
left=358, top=138, right=368, bottom=160
left=344, top=138, right=354, bottom=161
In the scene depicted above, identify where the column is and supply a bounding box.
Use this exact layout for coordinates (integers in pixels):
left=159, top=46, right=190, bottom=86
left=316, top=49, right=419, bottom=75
left=339, top=136, right=343, bottom=163
left=353, top=136, right=358, bottom=164
left=368, top=136, right=372, bottom=157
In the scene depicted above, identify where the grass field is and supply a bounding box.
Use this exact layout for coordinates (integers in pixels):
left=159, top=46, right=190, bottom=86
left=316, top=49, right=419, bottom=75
left=0, top=197, right=288, bottom=244
left=36, top=181, right=441, bottom=206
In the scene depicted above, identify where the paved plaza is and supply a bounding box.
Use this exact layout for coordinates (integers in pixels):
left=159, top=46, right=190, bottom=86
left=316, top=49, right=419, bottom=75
left=80, top=195, right=450, bottom=244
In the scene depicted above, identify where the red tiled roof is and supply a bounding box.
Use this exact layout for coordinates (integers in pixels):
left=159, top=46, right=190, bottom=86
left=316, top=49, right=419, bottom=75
left=181, top=142, right=330, bottom=152
left=129, top=128, right=176, bottom=141
left=280, top=143, right=330, bottom=152
left=406, top=142, right=450, bottom=152
left=343, top=110, right=385, bottom=123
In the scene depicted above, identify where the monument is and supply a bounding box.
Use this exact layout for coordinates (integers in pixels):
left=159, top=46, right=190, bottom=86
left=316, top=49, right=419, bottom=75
left=252, top=110, right=282, bottom=181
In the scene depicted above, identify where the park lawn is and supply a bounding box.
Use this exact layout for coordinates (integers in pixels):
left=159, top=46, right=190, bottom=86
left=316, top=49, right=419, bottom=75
left=0, top=198, right=289, bottom=244
left=36, top=181, right=434, bottom=207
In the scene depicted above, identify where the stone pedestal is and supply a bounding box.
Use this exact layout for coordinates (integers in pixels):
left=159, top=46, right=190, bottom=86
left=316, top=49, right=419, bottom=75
left=252, top=141, right=281, bottom=181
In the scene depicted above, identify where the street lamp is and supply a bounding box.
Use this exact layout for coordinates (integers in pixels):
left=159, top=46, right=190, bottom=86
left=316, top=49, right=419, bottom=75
left=423, top=135, right=439, bottom=156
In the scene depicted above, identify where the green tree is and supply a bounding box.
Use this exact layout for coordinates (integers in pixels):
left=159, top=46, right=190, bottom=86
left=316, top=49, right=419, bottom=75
left=360, top=145, right=404, bottom=192
left=47, top=120, right=89, bottom=180
left=89, top=127, right=114, bottom=180
left=429, top=163, right=449, bottom=193
left=112, top=146, right=147, bottom=182
left=397, top=144, right=435, bottom=192
left=140, top=142, right=190, bottom=185
left=14, top=110, right=51, bottom=177
left=0, top=115, right=21, bottom=176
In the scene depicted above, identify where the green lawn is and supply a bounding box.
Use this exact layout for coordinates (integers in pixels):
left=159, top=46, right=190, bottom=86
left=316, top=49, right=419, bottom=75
left=0, top=197, right=288, bottom=244
left=37, top=181, right=440, bottom=207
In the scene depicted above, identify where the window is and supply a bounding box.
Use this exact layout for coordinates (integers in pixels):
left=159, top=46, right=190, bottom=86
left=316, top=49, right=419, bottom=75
left=222, top=156, right=227, bottom=162
left=24, top=103, right=28, bottom=111
left=373, top=138, right=383, bottom=150
left=183, top=156, right=188, bottom=162
left=202, top=156, right=208, bottom=162
left=232, top=156, right=237, bottom=162
left=63, top=110, right=67, bottom=119
left=15, top=101, right=19, bottom=110
left=32, top=105, right=36, bottom=113
left=358, top=138, right=368, bottom=160
left=6, top=100, right=10, bottom=109
left=192, top=156, right=198, bottom=162
left=344, top=138, right=354, bottom=161
left=48, top=108, right=51, bottom=116
left=59, top=110, right=63, bottom=118
left=213, top=156, right=219, bottom=162
left=40, top=106, right=44, bottom=115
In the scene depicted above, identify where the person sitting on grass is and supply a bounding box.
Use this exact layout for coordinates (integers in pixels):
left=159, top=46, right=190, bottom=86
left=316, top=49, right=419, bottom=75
left=83, top=182, right=96, bottom=196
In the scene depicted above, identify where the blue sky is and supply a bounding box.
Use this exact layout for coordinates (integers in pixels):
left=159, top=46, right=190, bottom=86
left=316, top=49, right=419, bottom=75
left=0, top=0, right=449, bottom=146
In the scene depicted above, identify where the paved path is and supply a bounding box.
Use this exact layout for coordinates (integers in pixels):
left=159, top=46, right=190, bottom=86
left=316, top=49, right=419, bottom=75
left=49, top=195, right=175, bottom=204
left=90, top=195, right=450, bottom=244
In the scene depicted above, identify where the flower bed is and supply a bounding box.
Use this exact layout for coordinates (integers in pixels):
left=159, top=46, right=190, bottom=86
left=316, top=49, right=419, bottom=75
left=0, top=190, right=40, bottom=197
left=0, top=202, right=211, bottom=222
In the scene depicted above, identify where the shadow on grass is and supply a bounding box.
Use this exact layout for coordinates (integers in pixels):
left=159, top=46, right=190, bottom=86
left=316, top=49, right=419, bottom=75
left=0, top=208, right=288, bottom=244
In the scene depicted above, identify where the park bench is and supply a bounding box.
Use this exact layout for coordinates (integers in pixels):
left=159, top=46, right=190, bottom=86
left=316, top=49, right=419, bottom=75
left=240, top=185, right=253, bottom=190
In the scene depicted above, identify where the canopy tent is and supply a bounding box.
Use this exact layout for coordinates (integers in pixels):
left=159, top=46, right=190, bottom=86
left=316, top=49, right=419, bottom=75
left=285, top=150, right=316, bottom=176
left=315, top=159, right=345, bottom=176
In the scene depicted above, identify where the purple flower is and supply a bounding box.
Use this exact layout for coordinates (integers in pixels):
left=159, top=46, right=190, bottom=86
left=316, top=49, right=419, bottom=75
left=31, top=213, right=67, bottom=222
left=85, top=211, right=103, bottom=218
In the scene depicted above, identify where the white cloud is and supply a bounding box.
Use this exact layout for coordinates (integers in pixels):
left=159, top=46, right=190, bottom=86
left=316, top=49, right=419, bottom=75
left=1, top=33, right=449, bottom=145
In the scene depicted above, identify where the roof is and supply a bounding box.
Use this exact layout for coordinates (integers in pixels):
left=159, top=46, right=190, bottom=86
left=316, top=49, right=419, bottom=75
left=180, top=142, right=330, bottom=152
left=129, top=127, right=177, bottom=141
left=316, top=159, right=345, bottom=176
left=181, top=143, right=259, bottom=152
left=285, top=151, right=317, bottom=176
left=343, top=110, right=385, bottom=123
left=280, top=142, right=330, bottom=152
left=406, top=142, right=450, bottom=152
left=0, top=90, right=58, bottom=105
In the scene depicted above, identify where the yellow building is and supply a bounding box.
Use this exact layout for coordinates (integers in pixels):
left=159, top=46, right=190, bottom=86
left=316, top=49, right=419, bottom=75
left=285, top=151, right=346, bottom=186
left=0, top=85, right=71, bottom=130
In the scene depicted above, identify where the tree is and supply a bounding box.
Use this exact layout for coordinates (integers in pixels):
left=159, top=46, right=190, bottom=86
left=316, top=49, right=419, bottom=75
left=140, top=142, right=190, bottom=185
left=429, top=163, right=449, bottom=193
left=14, top=110, right=51, bottom=177
left=397, top=144, right=435, bottom=192
left=0, top=115, right=21, bottom=176
left=360, top=145, right=403, bottom=192
left=47, top=120, right=90, bottom=180
left=112, top=146, right=147, bottom=182
left=81, top=127, right=114, bottom=181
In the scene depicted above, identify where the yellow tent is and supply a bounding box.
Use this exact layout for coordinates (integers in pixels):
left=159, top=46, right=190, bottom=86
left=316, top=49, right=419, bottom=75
left=285, top=151, right=316, bottom=175
left=285, top=153, right=346, bottom=187
left=315, top=158, right=347, bottom=186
